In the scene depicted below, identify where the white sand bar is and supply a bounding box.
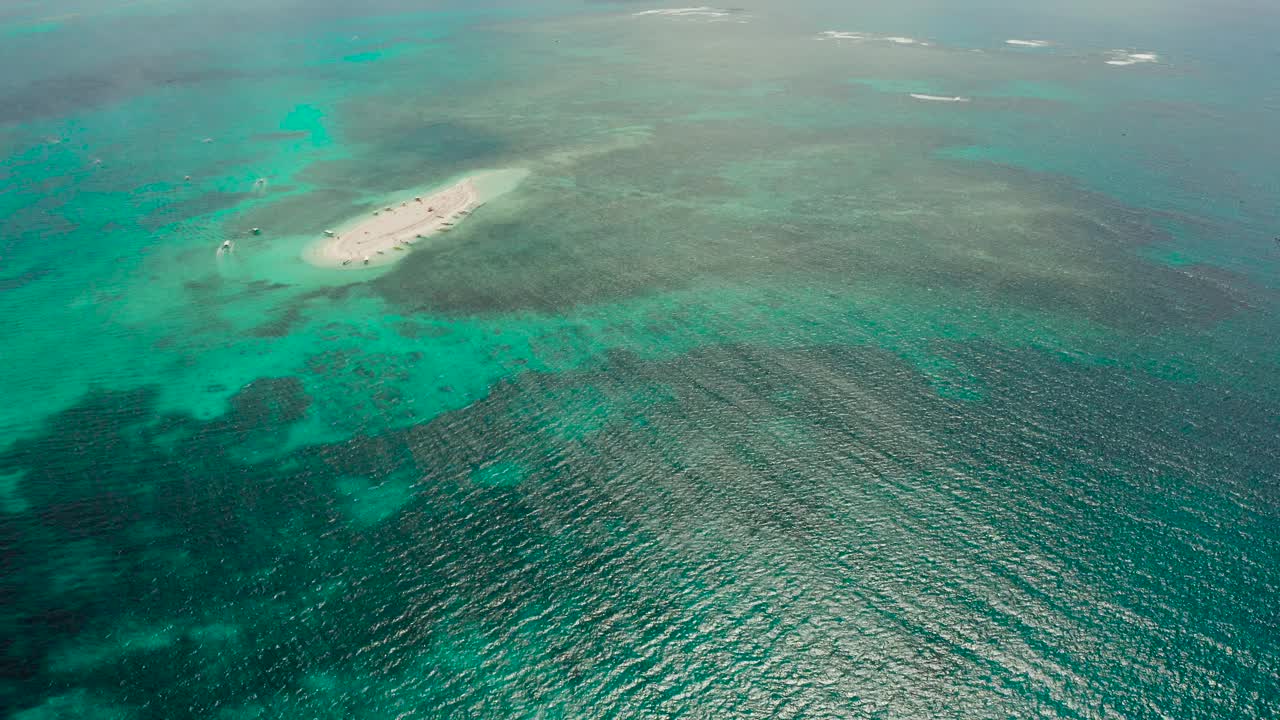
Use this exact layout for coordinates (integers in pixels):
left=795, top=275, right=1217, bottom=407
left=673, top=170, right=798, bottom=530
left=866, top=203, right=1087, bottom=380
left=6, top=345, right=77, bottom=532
left=306, top=168, right=528, bottom=269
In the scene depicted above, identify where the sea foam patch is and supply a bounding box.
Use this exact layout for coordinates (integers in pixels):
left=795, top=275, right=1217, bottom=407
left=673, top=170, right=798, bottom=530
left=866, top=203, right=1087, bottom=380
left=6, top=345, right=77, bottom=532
left=1006, top=39, right=1051, bottom=48
left=820, top=31, right=930, bottom=47
left=1105, top=50, right=1160, bottom=66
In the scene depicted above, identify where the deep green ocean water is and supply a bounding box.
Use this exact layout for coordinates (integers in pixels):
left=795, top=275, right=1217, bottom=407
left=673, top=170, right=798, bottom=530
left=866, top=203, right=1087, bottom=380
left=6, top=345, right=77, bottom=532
left=2, top=1, right=1278, bottom=717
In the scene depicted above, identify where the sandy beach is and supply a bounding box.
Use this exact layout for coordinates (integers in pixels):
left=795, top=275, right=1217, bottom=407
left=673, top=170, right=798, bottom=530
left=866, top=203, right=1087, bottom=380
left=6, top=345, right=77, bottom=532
left=305, top=168, right=527, bottom=269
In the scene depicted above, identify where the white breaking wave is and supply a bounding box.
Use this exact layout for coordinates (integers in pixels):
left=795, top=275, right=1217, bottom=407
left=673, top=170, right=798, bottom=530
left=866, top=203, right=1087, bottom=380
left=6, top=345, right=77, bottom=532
left=1105, top=50, right=1160, bottom=66
left=909, top=94, right=970, bottom=103
left=820, top=31, right=929, bottom=46
left=1006, top=39, right=1051, bottom=48
left=634, top=7, right=733, bottom=18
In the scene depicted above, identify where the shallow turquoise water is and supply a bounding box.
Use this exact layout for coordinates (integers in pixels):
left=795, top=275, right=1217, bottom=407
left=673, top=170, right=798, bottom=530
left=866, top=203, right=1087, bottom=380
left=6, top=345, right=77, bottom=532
left=2, top=1, right=1278, bottom=718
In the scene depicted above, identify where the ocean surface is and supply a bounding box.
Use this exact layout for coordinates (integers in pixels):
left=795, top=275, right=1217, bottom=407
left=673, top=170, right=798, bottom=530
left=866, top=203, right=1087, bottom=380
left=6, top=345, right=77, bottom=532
left=2, top=1, right=1278, bottom=717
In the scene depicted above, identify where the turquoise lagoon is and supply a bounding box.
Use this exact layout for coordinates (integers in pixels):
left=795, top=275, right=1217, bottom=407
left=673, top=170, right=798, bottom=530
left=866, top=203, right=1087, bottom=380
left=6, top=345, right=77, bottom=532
left=1, top=1, right=1277, bottom=717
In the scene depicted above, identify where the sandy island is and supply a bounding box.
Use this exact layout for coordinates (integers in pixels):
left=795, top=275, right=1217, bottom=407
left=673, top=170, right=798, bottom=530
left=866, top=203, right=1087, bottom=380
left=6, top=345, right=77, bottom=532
left=305, top=168, right=527, bottom=269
